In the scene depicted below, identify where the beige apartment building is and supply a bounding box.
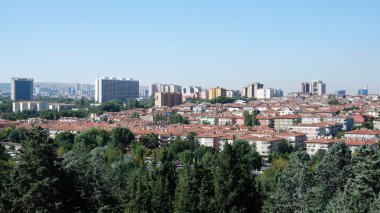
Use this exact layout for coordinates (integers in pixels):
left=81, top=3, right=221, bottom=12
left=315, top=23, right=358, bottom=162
left=155, top=92, right=182, bottom=108
left=208, top=87, right=226, bottom=100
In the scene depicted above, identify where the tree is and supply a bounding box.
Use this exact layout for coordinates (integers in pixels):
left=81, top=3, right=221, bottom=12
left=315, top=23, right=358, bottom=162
left=140, top=133, right=160, bottom=149
left=7, top=128, right=28, bottom=143
left=325, top=145, right=380, bottom=213
left=170, top=114, right=189, bottom=124
left=0, top=127, right=13, bottom=141
left=1, top=127, right=72, bottom=212
left=55, top=131, right=75, bottom=152
left=146, top=147, right=177, bottom=213
left=243, top=110, right=252, bottom=127
left=328, top=99, right=341, bottom=105
left=125, top=98, right=140, bottom=110
left=109, top=127, right=135, bottom=149
left=126, top=168, right=152, bottom=212
left=307, top=142, right=352, bottom=213
left=74, top=128, right=110, bottom=149
left=174, top=157, right=215, bottom=213
left=99, top=100, right=124, bottom=112
left=62, top=144, right=117, bottom=211
left=267, top=151, right=313, bottom=213
left=252, top=111, right=258, bottom=126
left=213, top=140, right=260, bottom=212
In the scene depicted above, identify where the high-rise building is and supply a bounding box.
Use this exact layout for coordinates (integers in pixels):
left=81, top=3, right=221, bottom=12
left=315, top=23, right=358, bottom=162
left=241, top=82, right=264, bottom=98
left=95, top=77, right=139, bottom=103
left=311, top=80, right=326, bottom=96
left=226, top=90, right=240, bottom=98
left=358, top=87, right=368, bottom=95
left=155, top=92, right=182, bottom=107
left=208, top=87, right=226, bottom=100
left=257, top=88, right=283, bottom=99
left=301, top=82, right=310, bottom=94
left=11, top=78, right=33, bottom=101
left=241, top=87, right=248, bottom=98
left=335, top=90, right=346, bottom=97
left=149, top=83, right=161, bottom=97
left=169, top=84, right=181, bottom=93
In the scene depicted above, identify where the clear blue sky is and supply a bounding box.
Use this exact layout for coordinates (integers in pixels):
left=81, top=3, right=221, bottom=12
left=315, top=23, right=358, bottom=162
left=1, top=0, right=379, bottom=94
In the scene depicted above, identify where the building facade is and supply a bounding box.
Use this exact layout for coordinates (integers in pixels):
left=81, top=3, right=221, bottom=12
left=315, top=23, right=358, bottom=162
left=13, top=101, right=48, bottom=113
left=95, top=77, right=139, bottom=103
left=358, top=87, right=368, bottom=95
left=301, top=82, right=310, bottom=94
left=311, top=80, right=326, bottom=96
left=208, top=87, right=226, bottom=100
left=242, top=82, right=264, bottom=98
left=11, top=78, right=33, bottom=101
left=155, top=92, right=182, bottom=107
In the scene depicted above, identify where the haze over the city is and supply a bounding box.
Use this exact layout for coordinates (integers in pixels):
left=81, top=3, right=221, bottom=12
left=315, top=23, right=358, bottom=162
left=1, top=0, right=379, bottom=94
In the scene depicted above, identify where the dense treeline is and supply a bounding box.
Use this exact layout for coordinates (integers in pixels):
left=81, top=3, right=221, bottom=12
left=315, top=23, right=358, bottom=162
left=1, top=127, right=380, bottom=212
left=0, top=127, right=262, bottom=212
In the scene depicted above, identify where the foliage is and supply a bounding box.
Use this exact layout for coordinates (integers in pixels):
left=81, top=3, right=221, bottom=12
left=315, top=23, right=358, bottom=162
left=99, top=99, right=124, bottom=112
left=140, top=133, right=160, bottom=149
left=1, top=127, right=74, bottom=212
left=169, top=114, right=189, bottom=124
left=328, top=98, right=341, bottom=105
left=109, top=127, right=135, bottom=149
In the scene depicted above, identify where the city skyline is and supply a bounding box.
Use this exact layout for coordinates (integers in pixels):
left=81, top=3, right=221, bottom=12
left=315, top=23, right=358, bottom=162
left=1, top=1, right=379, bottom=94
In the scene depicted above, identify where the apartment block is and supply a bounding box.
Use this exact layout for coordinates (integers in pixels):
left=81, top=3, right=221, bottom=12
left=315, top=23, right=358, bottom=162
left=95, top=77, right=139, bottom=103
left=155, top=92, right=182, bottom=108
left=208, top=87, right=226, bottom=100
left=13, top=101, right=48, bottom=113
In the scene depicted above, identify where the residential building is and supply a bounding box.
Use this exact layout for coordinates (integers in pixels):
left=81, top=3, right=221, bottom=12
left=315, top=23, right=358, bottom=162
left=290, top=122, right=343, bottom=139
left=344, top=129, right=380, bottom=140
left=155, top=92, right=182, bottom=108
left=48, top=103, right=76, bottom=111
left=306, top=138, right=342, bottom=156
left=274, top=115, right=302, bottom=130
left=344, top=139, right=378, bottom=153
left=335, top=90, right=346, bottom=97
left=208, top=87, right=226, bottom=100
left=169, top=84, right=181, bottom=93
left=95, top=77, right=139, bottom=103
left=241, top=87, right=248, bottom=98
left=11, top=78, right=33, bottom=101
left=358, top=87, right=368, bottom=95
left=311, top=80, right=326, bottom=96
left=257, top=88, right=283, bottom=99
left=323, top=117, right=354, bottom=131
left=149, top=83, right=161, bottom=97
left=301, top=82, right=310, bottom=94
left=200, top=90, right=209, bottom=99
left=242, top=82, right=264, bottom=98
left=12, top=101, right=48, bottom=113
left=226, top=90, right=240, bottom=98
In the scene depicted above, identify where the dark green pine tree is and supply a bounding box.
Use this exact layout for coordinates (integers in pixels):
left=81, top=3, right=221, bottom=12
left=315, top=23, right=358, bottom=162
left=1, top=127, right=71, bottom=212
left=63, top=145, right=116, bottom=212
left=268, top=151, right=313, bottom=213
left=326, top=145, right=380, bottom=213
left=370, top=194, right=380, bottom=213
left=150, top=147, right=177, bottom=213
left=126, top=168, right=153, bottom=213
left=174, top=151, right=215, bottom=213
left=306, top=142, right=352, bottom=213
left=213, top=140, right=260, bottom=213
left=243, top=111, right=252, bottom=127
left=109, top=127, right=135, bottom=149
